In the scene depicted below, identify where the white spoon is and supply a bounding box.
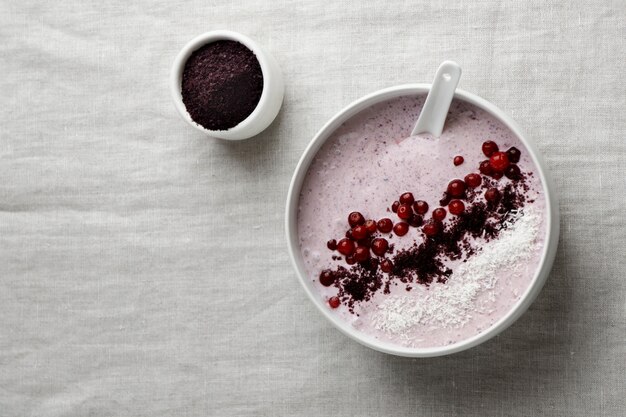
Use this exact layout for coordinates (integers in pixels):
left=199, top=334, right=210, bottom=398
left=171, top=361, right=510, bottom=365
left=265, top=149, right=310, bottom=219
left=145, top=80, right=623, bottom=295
left=411, top=61, right=462, bottom=137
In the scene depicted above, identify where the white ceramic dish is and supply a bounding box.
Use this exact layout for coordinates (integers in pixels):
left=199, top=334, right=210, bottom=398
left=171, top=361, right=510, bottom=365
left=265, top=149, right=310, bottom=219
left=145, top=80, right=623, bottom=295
left=170, top=30, right=284, bottom=140
left=285, top=84, right=559, bottom=357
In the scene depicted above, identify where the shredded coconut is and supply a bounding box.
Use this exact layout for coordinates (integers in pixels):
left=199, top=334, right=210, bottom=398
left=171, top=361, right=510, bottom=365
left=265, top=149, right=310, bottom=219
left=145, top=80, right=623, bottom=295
left=371, top=208, right=540, bottom=335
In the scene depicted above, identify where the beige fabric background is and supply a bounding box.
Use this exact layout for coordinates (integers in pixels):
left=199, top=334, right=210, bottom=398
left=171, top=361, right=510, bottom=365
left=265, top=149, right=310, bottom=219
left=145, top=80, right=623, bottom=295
left=1, top=1, right=625, bottom=416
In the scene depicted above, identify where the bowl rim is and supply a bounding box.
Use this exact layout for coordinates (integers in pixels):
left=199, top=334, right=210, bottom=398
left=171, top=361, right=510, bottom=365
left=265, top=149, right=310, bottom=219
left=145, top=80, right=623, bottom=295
left=285, top=84, right=560, bottom=357
left=169, top=30, right=276, bottom=140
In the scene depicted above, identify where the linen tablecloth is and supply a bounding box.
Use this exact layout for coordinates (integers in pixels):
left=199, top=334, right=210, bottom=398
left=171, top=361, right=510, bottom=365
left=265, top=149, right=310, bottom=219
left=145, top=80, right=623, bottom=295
left=1, top=1, right=625, bottom=415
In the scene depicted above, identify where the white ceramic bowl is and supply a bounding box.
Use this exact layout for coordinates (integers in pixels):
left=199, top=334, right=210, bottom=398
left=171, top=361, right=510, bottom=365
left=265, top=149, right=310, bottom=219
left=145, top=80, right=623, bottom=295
left=285, top=84, right=559, bottom=357
left=170, top=30, right=284, bottom=140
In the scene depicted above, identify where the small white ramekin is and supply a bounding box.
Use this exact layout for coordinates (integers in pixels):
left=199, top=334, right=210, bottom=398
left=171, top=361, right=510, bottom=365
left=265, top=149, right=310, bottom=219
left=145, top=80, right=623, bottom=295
left=170, top=30, right=284, bottom=140
left=285, top=84, right=560, bottom=357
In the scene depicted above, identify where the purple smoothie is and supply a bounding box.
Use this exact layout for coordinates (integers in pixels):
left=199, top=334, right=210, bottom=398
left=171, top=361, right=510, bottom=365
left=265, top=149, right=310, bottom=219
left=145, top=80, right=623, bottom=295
left=297, top=95, right=546, bottom=349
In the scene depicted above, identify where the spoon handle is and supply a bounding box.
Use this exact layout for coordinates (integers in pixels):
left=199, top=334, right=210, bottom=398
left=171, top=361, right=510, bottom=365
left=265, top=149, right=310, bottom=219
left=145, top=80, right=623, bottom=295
left=411, top=61, right=462, bottom=137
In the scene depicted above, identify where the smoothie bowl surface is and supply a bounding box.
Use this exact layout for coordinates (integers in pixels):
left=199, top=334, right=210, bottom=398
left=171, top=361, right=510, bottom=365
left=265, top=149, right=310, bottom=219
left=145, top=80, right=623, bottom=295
left=285, top=85, right=559, bottom=357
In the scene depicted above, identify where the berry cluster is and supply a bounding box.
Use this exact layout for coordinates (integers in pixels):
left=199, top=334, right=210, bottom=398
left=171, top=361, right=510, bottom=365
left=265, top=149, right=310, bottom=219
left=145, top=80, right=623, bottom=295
left=321, top=140, right=524, bottom=308
left=324, top=211, right=394, bottom=272
left=479, top=141, right=522, bottom=180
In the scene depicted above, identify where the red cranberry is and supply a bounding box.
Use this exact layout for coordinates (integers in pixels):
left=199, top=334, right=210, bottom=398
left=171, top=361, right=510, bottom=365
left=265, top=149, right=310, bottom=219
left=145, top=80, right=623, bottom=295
left=506, top=147, right=521, bottom=163
left=346, top=256, right=356, bottom=265
left=329, top=296, right=340, bottom=309
left=326, top=239, right=337, bottom=250
left=380, top=259, right=394, bottom=273
left=479, top=160, right=494, bottom=175
left=352, top=225, right=367, bottom=240
left=432, top=207, right=447, bottom=221
left=408, top=213, right=423, bottom=227
left=345, top=229, right=353, bottom=239
left=364, top=219, right=377, bottom=234
left=377, top=218, right=393, bottom=233
left=399, top=192, right=415, bottom=205
left=489, top=152, right=510, bottom=172
left=464, top=173, right=482, bottom=188
left=397, top=203, right=413, bottom=220
left=371, top=238, right=389, bottom=256
left=393, top=222, right=409, bottom=236
left=413, top=200, right=429, bottom=215
left=485, top=188, right=501, bottom=204
left=447, top=179, right=467, bottom=197
left=504, top=164, right=521, bottom=180
left=422, top=221, right=440, bottom=237
left=354, top=245, right=370, bottom=262
left=453, top=155, right=464, bottom=166
left=348, top=211, right=365, bottom=227
left=391, top=201, right=400, bottom=213
left=337, top=238, right=355, bottom=256
left=319, top=270, right=335, bottom=287
left=491, top=171, right=503, bottom=180
left=482, top=140, right=499, bottom=157
left=449, top=199, right=465, bottom=215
